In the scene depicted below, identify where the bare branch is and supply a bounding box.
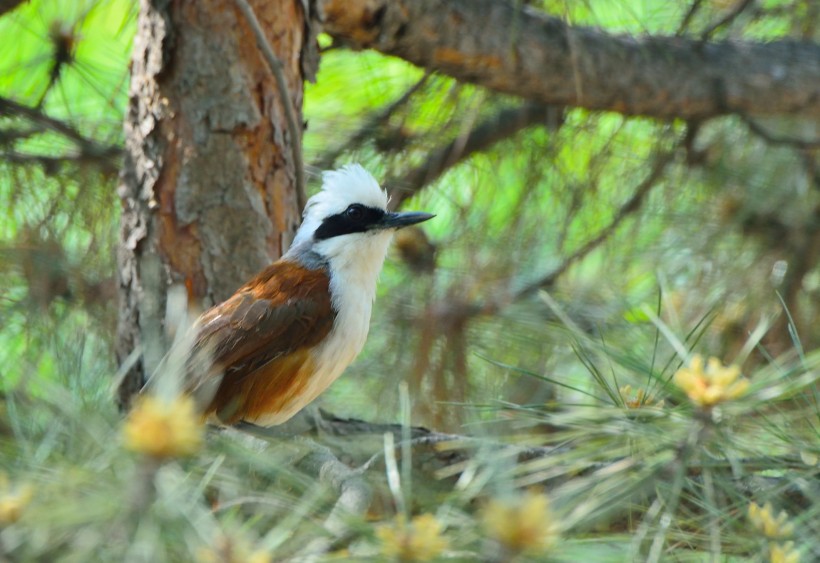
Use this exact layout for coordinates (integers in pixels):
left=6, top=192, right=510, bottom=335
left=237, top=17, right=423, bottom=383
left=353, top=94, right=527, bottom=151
left=386, top=103, right=564, bottom=209
left=233, top=0, right=307, bottom=210
left=319, top=0, right=820, bottom=120
left=240, top=409, right=567, bottom=469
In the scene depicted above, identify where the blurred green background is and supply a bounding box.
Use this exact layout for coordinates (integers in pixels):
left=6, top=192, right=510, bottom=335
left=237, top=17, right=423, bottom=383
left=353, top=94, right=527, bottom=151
left=0, top=0, right=818, bottom=561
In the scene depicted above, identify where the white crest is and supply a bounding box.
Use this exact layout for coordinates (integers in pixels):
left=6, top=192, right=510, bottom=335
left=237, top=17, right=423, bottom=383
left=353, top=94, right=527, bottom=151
left=292, top=164, right=388, bottom=247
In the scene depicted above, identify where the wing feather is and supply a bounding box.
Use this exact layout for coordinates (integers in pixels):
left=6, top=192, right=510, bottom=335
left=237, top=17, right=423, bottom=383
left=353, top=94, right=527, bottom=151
left=184, top=261, right=335, bottom=423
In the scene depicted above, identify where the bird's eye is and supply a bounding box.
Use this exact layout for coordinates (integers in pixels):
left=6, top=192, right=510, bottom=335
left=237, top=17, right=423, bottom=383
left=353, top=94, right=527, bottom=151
left=346, top=204, right=365, bottom=221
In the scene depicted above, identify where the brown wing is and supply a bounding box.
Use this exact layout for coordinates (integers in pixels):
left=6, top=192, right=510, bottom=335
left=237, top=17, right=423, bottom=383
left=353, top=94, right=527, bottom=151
left=188, top=261, right=335, bottom=424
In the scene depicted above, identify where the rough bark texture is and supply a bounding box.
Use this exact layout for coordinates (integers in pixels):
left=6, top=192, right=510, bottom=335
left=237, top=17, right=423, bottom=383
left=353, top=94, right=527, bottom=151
left=319, top=0, right=820, bottom=120
left=117, top=0, right=309, bottom=407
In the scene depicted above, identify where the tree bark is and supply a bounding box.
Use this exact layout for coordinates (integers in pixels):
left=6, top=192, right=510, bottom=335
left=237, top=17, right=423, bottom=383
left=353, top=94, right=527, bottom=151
left=117, top=0, right=310, bottom=407
left=319, top=0, right=820, bottom=120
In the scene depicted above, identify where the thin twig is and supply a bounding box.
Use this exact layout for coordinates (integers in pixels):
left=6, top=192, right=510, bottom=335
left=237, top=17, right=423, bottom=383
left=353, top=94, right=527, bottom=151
left=485, top=147, right=677, bottom=314
left=387, top=103, right=564, bottom=209
left=2, top=149, right=121, bottom=174
left=676, top=0, right=704, bottom=35
left=408, top=145, right=677, bottom=330
left=233, top=0, right=307, bottom=211
left=742, top=115, right=820, bottom=149
left=700, top=0, right=754, bottom=40
left=0, top=95, right=123, bottom=171
left=313, top=71, right=431, bottom=171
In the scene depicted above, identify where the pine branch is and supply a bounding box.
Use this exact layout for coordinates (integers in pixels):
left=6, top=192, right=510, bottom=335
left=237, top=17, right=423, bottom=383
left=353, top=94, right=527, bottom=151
left=320, top=0, right=820, bottom=120
left=387, top=102, right=564, bottom=209
left=0, top=96, right=122, bottom=174
left=312, top=71, right=431, bottom=171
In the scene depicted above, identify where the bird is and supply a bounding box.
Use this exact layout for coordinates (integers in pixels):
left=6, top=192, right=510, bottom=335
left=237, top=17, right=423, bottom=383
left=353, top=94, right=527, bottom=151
left=156, top=164, right=434, bottom=427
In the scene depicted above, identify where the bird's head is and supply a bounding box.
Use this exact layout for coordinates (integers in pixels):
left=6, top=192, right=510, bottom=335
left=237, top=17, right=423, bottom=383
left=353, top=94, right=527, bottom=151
left=289, top=164, right=434, bottom=273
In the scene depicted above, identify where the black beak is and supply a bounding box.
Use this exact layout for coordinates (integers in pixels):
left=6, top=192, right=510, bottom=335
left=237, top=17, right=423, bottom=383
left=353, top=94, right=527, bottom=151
left=376, top=211, right=435, bottom=230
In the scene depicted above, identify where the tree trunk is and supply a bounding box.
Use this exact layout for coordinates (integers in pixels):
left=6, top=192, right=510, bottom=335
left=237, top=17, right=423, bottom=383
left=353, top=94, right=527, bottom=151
left=116, top=0, right=310, bottom=407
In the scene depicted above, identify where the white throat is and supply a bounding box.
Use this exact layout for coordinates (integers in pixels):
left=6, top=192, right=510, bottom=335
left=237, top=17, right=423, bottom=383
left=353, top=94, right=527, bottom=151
left=316, top=230, right=394, bottom=311
left=316, top=231, right=394, bottom=364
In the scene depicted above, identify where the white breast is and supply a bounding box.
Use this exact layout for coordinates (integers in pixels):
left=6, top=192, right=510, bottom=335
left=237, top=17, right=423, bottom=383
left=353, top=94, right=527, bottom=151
left=249, top=230, right=393, bottom=426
